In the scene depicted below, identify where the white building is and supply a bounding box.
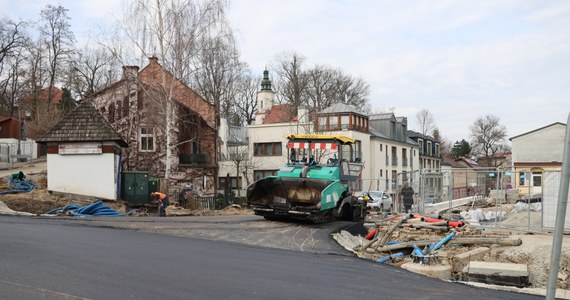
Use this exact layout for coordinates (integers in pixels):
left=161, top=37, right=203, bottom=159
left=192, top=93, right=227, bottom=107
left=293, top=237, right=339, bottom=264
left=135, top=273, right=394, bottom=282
left=37, top=100, right=127, bottom=200
left=509, top=122, right=567, bottom=195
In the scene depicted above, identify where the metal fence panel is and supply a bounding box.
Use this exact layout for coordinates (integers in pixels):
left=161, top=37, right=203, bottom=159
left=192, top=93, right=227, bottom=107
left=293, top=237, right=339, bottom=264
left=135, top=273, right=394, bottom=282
left=543, top=171, right=570, bottom=232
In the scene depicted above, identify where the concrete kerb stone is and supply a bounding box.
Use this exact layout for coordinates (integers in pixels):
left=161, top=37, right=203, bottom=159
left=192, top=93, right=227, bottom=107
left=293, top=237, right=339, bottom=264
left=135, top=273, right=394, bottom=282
left=451, top=247, right=490, bottom=273
left=462, top=261, right=529, bottom=287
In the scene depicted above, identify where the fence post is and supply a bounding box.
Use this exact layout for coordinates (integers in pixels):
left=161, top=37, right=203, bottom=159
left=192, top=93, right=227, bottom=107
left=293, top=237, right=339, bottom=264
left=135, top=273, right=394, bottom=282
left=546, top=113, right=570, bottom=300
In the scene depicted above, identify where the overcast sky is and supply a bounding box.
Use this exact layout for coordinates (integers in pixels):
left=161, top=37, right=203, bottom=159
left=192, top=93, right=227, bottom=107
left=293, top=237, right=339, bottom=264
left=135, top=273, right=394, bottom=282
left=2, top=0, right=569, bottom=143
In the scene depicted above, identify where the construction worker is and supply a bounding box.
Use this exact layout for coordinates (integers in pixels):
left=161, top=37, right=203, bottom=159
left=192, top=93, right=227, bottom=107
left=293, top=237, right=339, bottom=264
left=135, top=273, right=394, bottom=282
left=151, top=192, right=169, bottom=217
left=11, top=171, right=26, bottom=181
left=401, top=182, right=414, bottom=213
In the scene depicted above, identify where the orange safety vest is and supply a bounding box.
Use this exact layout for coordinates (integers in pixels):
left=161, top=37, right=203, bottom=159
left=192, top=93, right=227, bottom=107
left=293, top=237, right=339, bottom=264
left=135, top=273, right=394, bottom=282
left=152, top=192, right=167, bottom=200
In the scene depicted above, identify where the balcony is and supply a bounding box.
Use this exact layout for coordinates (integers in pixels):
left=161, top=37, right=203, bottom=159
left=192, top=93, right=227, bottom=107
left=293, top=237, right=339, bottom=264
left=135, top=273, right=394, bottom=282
left=391, top=156, right=398, bottom=166
left=179, top=153, right=211, bottom=165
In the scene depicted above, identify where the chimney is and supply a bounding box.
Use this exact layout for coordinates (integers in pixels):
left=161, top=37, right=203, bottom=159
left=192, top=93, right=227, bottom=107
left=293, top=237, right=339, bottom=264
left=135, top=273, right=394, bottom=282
left=122, top=66, right=139, bottom=81
left=148, top=56, right=159, bottom=64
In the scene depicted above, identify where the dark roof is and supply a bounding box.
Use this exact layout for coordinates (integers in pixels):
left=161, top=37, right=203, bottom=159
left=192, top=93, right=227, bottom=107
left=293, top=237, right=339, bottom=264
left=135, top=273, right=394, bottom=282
left=37, top=100, right=128, bottom=147
left=407, top=130, right=436, bottom=142
left=509, top=122, right=566, bottom=141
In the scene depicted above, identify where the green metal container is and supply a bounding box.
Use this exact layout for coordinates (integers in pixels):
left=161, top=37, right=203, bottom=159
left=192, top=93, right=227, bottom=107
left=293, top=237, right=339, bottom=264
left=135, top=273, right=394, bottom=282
left=122, top=171, right=150, bottom=206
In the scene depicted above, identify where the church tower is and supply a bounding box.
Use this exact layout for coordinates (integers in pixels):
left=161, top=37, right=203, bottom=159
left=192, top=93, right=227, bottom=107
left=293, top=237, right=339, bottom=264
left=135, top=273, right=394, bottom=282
left=255, top=69, right=275, bottom=124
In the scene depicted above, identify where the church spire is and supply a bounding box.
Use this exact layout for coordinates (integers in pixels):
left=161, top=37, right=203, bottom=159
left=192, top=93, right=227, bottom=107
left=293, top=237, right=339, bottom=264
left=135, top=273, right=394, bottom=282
left=260, top=69, right=272, bottom=91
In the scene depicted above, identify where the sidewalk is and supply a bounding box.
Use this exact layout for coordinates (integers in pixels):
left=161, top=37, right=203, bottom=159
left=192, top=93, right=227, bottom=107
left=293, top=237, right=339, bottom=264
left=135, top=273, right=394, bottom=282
left=0, top=158, right=47, bottom=178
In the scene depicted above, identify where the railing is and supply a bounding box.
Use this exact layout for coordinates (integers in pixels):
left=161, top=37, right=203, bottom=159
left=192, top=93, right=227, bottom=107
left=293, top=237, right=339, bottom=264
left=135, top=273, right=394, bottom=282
left=402, top=158, right=408, bottom=167
left=391, top=156, right=398, bottom=166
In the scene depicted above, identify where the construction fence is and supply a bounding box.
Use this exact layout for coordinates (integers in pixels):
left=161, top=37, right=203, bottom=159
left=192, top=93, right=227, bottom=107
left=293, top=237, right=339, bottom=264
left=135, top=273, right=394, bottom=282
left=173, top=186, right=246, bottom=211
left=0, top=141, right=38, bottom=169
left=360, top=168, right=570, bottom=233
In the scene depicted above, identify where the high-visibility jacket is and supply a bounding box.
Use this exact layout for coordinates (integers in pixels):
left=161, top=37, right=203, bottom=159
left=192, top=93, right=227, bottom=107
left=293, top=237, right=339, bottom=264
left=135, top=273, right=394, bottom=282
left=152, top=192, right=167, bottom=200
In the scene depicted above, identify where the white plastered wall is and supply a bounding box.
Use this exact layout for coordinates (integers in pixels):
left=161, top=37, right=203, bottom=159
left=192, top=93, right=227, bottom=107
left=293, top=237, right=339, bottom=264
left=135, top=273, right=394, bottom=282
left=46, top=153, right=118, bottom=200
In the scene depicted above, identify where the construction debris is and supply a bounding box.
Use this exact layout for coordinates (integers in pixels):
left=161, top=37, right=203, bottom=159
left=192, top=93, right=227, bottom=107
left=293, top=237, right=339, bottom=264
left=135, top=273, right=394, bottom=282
left=333, top=211, right=528, bottom=288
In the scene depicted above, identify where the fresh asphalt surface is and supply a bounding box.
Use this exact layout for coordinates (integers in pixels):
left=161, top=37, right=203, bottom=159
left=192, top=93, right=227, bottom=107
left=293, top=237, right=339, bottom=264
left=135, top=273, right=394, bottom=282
left=0, top=215, right=540, bottom=300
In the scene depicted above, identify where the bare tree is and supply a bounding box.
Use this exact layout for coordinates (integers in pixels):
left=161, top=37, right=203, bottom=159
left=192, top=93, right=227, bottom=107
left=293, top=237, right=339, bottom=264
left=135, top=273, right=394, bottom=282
left=113, top=0, right=230, bottom=183
left=470, top=114, right=508, bottom=167
left=416, top=108, right=436, bottom=136
left=273, top=51, right=307, bottom=114
left=431, top=127, right=451, bottom=156
left=273, top=53, right=370, bottom=114
left=0, top=47, right=27, bottom=116
left=71, top=45, right=120, bottom=98
left=331, top=70, right=369, bottom=108
left=0, top=18, right=29, bottom=116
left=304, top=64, right=335, bottom=111
left=39, top=4, right=76, bottom=110
left=191, top=31, right=244, bottom=124
left=0, top=18, right=28, bottom=70
left=233, top=70, right=259, bottom=125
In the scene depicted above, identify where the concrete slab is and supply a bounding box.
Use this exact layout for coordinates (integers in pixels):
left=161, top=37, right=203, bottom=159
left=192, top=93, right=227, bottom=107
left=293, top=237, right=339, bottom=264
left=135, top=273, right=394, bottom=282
left=401, top=262, right=452, bottom=281
left=463, top=261, right=529, bottom=287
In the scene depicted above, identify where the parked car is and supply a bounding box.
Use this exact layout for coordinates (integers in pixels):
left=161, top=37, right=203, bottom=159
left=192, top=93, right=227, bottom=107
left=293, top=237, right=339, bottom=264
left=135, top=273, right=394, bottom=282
left=358, top=191, right=393, bottom=211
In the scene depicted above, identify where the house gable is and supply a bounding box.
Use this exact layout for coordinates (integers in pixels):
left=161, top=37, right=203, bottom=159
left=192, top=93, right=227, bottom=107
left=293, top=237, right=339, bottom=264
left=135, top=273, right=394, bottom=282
left=138, top=57, right=216, bottom=129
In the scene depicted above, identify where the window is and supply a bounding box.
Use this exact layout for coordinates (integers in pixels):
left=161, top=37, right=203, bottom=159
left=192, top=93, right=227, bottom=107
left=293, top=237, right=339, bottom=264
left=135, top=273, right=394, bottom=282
left=519, top=172, right=526, bottom=186
left=140, top=127, right=155, bottom=152
left=108, top=103, right=115, bottom=122
left=137, top=91, right=144, bottom=110
left=123, top=94, right=132, bottom=117
left=435, top=144, right=440, bottom=157
left=427, top=141, right=432, bottom=155
left=318, top=116, right=327, bottom=131
left=355, top=140, right=362, bottom=162
left=532, top=171, right=542, bottom=187
left=330, top=115, right=339, bottom=130
left=418, top=140, right=423, bottom=154
left=219, top=176, right=242, bottom=189
left=192, top=140, right=200, bottom=154
left=379, top=144, right=383, bottom=152
left=254, top=142, right=282, bottom=156
left=341, top=115, right=350, bottom=129
left=254, top=170, right=278, bottom=181
left=117, top=101, right=122, bottom=119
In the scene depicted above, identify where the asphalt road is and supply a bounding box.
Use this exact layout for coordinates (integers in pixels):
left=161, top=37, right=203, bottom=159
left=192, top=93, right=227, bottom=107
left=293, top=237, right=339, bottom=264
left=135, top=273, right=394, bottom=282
left=64, top=215, right=354, bottom=254
left=0, top=215, right=540, bottom=300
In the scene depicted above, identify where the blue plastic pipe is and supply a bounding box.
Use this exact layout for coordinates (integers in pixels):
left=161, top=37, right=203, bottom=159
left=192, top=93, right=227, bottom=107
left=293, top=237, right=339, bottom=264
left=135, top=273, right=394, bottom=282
left=431, top=231, right=456, bottom=251
left=412, top=244, right=424, bottom=257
